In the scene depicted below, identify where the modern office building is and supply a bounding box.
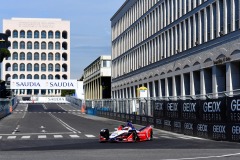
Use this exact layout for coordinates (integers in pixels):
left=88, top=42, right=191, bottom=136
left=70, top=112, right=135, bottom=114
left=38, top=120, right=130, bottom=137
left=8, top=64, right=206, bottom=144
left=2, top=18, right=70, bottom=96
left=83, top=55, right=111, bottom=100
left=111, top=0, right=240, bottom=99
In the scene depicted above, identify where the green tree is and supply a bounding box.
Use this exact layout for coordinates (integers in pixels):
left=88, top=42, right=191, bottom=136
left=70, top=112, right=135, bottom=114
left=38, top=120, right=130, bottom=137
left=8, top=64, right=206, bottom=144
left=61, top=90, right=75, bottom=96
left=0, top=48, right=10, bottom=62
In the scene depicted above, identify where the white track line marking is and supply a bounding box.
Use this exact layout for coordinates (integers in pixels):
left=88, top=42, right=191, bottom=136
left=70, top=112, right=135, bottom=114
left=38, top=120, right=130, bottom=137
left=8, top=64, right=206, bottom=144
left=42, top=104, right=47, bottom=110
left=70, top=135, right=80, bottom=138
left=162, top=152, right=240, bottom=160
left=0, top=136, right=2, bottom=139
left=54, top=135, right=63, bottom=138
left=7, top=136, right=16, bottom=139
left=21, top=136, right=30, bottom=139
left=38, top=135, right=47, bottom=139
left=85, top=134, right=95, bottom=138
left=160, top=136, right=174, bottom=139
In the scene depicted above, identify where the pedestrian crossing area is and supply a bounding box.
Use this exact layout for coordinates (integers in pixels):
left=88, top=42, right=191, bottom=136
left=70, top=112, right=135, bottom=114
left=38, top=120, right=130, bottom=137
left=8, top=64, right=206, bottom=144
left=0, top=134, right=96, bottom=140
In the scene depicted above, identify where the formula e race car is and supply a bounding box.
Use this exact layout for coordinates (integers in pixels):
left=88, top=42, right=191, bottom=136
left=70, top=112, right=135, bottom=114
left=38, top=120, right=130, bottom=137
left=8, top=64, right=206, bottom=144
left=99, top=122, right=153, bottom=142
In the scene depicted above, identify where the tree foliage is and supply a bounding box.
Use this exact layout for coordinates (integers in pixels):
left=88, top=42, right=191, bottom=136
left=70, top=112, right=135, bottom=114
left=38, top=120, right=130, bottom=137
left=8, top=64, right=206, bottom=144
left=61, top=90, right=75, bottom=96
left=0, top=48, right=10, bottom=62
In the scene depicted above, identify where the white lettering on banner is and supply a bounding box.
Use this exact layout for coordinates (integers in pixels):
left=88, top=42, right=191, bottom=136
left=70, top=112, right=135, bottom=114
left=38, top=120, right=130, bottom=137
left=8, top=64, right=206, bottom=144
left=47, top=97, right=65, bottom=102
left=167, top=103, right=178, bottom=111
left=183, top=103, right=196, bottom=112
left=197, top=124, right=208, bottom=132
left=184, top=123, right=193, bottom=130
left=164, top=120, right=171, bottom=126
left=174, top=122, right=181, bottom=128
left=203, top=101, right=221, bottom=112
left=155, top=103, right=164, bottom=110
left=213, top=125, right=226, bottom=133
left=231, top=99, right=240, bottom=112
left=232, top=126, right=240, bottom=134
left=49, top=82, right=74, bottom=88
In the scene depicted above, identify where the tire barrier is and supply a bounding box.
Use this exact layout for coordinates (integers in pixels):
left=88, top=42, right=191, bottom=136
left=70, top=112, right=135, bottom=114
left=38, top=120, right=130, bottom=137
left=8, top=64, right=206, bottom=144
left=91, top=96, right=240, bottom=143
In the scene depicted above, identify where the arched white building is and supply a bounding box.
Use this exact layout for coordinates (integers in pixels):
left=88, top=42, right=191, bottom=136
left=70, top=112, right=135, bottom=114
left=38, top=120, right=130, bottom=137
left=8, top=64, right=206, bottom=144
left=2, top=18, right=70, bottom=96
left=111, top=0, right=240, bottom=99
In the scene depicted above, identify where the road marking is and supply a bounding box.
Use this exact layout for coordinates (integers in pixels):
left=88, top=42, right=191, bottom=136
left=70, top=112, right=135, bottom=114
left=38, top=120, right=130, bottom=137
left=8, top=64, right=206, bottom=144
left=22, top=111, right=27, bottom=118
left=38, top=135, right=47, bottom=139
left=21, top=136, right=30, bottom=139
left=85, top=134, right=95, bottom=138
left=70, top=135, right=80, bottom=138
left=42, top=104, right=47, bottom=110
left=57, top=104, right=67, bottom=111
left=54, top=135, right=63, bottom=138
left=25, top=104, right=28, bottom=112
left=162, top=152, right=240, bottom=160
left=0, top=136, right=2, bottom=139
left=160, top=136, right=174, bottom=139
left=7, top=136, right=16, bottom=139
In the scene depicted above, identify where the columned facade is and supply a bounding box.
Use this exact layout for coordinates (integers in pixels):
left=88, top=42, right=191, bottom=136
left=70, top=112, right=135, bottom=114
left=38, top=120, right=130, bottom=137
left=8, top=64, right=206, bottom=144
left=83, top=56, right=111, bottom=100
left=111, top=0, right=240, bottom=99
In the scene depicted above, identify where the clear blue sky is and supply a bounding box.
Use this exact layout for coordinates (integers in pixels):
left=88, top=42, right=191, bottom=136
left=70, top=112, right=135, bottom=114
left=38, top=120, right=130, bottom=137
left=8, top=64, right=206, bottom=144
left=0, top=0, right=125, bottom=79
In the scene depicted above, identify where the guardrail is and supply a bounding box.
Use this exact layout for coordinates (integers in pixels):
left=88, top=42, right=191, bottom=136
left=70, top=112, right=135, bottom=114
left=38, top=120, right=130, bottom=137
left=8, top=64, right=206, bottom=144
left=0, top=96, right=18, bottom=119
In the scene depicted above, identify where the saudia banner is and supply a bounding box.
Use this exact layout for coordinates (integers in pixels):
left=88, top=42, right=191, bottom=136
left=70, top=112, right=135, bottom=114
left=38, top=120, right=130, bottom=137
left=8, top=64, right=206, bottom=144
left=10, top=79, right=78, bottom=89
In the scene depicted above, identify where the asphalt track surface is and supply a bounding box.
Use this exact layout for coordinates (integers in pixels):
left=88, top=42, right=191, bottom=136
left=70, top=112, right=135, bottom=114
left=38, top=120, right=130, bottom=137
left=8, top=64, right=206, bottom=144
left=0, top=103, right=239, bottom=160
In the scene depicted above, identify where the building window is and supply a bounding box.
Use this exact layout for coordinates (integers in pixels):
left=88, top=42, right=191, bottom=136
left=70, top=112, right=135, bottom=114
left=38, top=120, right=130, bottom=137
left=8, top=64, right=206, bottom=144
left=27, top=42, right=32, bottom=49
left=20, top=74, right=25, bottom=79
left=48, top=31, right=53, bottom=39
left=41, top=53, right=46, bottom=60
left=20, top=41, right=25, bottom=49
left=41, top=74, right=46, bottom=79
left=34, top=74, right=39, bottom=79
left=27, top=74, right=32, bottom=79
left=13, top=30, right=18, bottom=38
left=13, top=41, right=18, bottom=49
left=41, top=42, right=46, bottom=49
left=34, top=42, right=39, bottom=49
left=34, top=31, right=39, bottom=38
left=55, top=31, right=60, bottom=39
left=55, top=42, right=60, bottom=50
left=20, top=30, right=25, bottom=38
left=48, top=64, right=53, bottom=72
left=20, top=63, right=25, bottom=71
left=48, top=74, right=53, bottom=79
left=12, top=74, right=18, bottom=79
left=102, top=60, right=111, bottom=67
left=13, top=63, right=18, bottom=71
left=41, top=31, right=46, bottom=39
left=20, top=52, right=25, bottom=60
left=55, top=64, right=60, bottom=72
left=34, top=64, right=39, bottom=71
left=41, top=63, right=46, bottom=71
left=27, top=63, right=32, bottom=71
left=55, top=53, right=60, bottom=61
left=27, top=52, right=32, bottom=60
left=27, top=31, right=32, bottom=38
left=48, top=53, right=53, bottom=60
left=13, top=52, right=18, bottom=60
left=34, top=52, right=39, bottom=60
left=48, top=42, right=53, bottom=50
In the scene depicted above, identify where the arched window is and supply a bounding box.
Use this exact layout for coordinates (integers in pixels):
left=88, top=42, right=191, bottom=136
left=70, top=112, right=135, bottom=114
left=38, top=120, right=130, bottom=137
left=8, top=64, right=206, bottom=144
left=48, top=31, right=53, bottom=39
left=41, top=63, right=46, bottom=71
left=20, top=30, right=25, bottom=38
left=20, top=74, right=25, bottom=79
left=27, top=63, right=32, bottom=71
left=34, top=31, right=39, bottom=38
left=13, top=63, right=18, bottom=71
left=48, top=74, right=53, bottom=79
left=13, top=52, right=18, bottom=60
left=13, top=41, right=18, bottom=49
left=55, top=53, right=60, bottom=61
left=41, top=42, right=46, bottom=49
left=27, top=52, right=32, bottom=60
left=27, top=41, right=32, bottom=49
left=20, top=63, right=25, bottom=71
left=27, top=74, right=32, bottom=79
left=41, top=53, right=46, bottom=60
left=20, top=41, right=25, bottom=49
left=27, top=31, right=32, bottom=38
left=41, top=31, right=46, bottom=38
left=34, top=52, right=39, bottom=60
left=48, top=42, right=53, bottom=50
left=55, top=42, right=60, bottom=50
left=12, top=74, right=18, bottom=79
left=48, top=53, right=53, bottom=60
left=13, top=30, right=18, bottom=38
left=48, top=64, right=53, bottom=72
left=55, top=64, right=60, bottom=72
left=34, top=64, right=39, bottom=71
left=20, top=52, right=25, bottom=60
left=34, top=42, right=39, bottom=49
left=55, top=31, right=60, bottom=39
left=62, top=31, right=67, bottom=39
left=34, top=74, right=39, bottom=79
left=41, top=74, right=46, bottom=79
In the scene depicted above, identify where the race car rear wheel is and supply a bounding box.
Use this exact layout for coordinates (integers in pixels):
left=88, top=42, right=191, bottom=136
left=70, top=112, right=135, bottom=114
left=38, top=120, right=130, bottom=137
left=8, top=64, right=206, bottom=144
left=132, top=130, right=138, bottom=142
left=149, top=130, right=153, bottom=141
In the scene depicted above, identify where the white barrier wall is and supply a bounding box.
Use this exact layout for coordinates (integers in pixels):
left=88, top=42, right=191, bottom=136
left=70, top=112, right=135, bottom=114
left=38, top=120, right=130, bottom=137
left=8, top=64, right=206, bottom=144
left=20, top=97, right=69, bottom=103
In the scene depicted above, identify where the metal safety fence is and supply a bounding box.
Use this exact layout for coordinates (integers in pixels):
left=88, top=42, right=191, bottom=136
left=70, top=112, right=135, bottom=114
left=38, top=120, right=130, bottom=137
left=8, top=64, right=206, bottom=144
left=0, top=96, right=18, bottom=119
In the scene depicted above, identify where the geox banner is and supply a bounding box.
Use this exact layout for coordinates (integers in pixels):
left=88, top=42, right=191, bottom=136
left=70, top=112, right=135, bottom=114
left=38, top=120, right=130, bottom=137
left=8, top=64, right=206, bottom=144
left=10, top=79, right=77, bottom=89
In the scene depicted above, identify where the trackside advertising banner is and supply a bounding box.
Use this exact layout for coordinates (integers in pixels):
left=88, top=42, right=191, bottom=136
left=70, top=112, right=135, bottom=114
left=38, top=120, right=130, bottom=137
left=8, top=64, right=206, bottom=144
left=10, top=79, right=77, bottom=89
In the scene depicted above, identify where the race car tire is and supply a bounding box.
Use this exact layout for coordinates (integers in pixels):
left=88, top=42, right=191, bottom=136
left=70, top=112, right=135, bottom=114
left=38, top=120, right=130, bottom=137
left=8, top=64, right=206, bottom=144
left=149, top=130, right=153, bottom=141
left=100, top=128, right=109, bottom=140
left=129, top=130, right=138, bottom=142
